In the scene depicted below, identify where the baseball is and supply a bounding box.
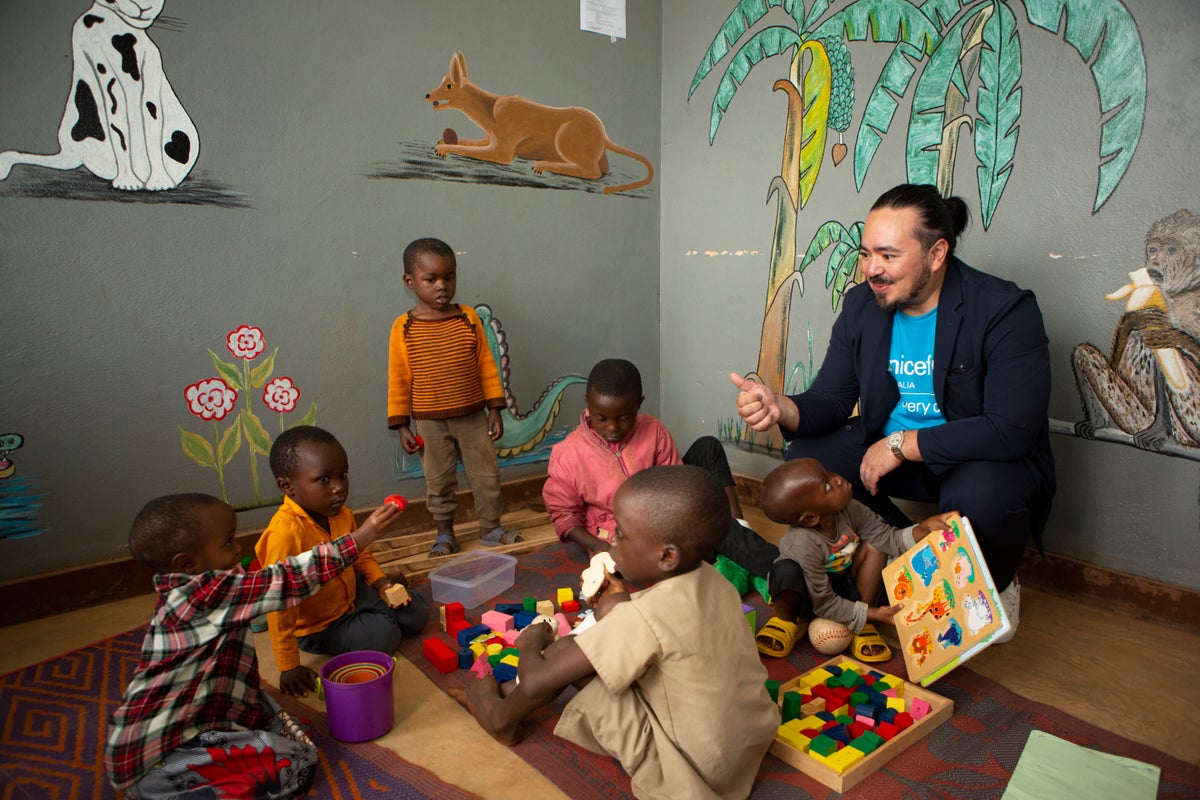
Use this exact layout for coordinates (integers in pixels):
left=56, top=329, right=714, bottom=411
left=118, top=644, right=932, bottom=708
left=808, top=618, right=853, bottom=655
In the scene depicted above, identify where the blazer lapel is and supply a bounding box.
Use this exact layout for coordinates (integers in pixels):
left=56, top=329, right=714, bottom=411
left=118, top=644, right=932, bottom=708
left=934, top=259, right=966, bottom=408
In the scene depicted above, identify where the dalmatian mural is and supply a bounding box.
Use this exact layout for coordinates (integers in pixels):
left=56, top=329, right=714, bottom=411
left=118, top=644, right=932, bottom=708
left=0, top=0, right=198, bottom=191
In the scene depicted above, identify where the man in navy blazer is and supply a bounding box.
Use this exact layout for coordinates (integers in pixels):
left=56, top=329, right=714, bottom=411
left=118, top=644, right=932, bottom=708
left=733, top=184, right=1054, bottom=636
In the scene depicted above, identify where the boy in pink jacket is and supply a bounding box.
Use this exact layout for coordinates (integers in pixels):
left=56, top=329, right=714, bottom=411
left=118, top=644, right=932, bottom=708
left=543, top=358, right=778, bottom=579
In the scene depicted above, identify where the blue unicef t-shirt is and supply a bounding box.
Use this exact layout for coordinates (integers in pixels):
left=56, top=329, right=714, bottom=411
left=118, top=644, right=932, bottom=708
left=884, top=308, right=945, bottom=434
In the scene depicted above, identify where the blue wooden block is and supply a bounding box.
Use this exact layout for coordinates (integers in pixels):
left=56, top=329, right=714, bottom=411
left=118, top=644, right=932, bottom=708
left=878, top=707, right=898, bottom=724
left=457, top=647, right=474, bottom=670
left=512, top=611, right=536, bottom=629
left=456, top=623, right=491, bottom=647
left=855, top=703, right=878, bottom=720
left=495, top=602, right=526, bottom=614
left=824, top=723, right=852, bottom=745
left=816, top=710, right=836, bottom=722
left=492, top=663, right=518, bottom=683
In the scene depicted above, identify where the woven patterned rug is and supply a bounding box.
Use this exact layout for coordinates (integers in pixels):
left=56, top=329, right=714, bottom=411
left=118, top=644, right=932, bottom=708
left=400, top=545, right=1200, bottom=800
left=0, top=628, right=479, bottom=800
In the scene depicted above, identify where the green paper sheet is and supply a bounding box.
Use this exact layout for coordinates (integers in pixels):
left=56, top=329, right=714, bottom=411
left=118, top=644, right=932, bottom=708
left=1002, top=730, right=1160, bottom=800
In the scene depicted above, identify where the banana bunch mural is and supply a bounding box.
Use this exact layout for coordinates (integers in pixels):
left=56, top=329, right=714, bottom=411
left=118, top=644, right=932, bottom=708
left=690, top=0, right=1146, bottom=451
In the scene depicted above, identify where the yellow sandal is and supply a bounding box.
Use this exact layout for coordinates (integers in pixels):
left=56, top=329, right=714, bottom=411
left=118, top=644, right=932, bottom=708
left=756, top=617, right=807, bottom=658
left=851, top=623, right=892, bottom=663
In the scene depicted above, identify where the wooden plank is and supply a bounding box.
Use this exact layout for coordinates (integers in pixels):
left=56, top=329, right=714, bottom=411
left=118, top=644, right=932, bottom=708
left=371, top=513, right=559, bottom=583
left=768, top=656, right=953, bottom=794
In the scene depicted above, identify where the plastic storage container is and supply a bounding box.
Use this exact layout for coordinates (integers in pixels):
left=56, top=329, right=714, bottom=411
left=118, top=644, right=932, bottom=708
left=429, top=550, right=517, bottom=608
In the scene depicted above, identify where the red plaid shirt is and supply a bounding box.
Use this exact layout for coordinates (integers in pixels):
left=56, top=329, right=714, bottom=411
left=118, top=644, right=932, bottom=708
left=104, top=535, right=359, bottom=790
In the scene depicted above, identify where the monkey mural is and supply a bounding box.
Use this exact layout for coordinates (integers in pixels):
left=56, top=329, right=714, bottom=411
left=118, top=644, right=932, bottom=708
left=1072, top=210, right=1200, bottom=458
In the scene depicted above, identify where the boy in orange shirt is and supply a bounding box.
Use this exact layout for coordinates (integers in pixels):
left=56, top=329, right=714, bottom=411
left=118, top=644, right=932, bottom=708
left=387, top=237, right=521, bottom=556
left=255, top=426, right=428, bottom=697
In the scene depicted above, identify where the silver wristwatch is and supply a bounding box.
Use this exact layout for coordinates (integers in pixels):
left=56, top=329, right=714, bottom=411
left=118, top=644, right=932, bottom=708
left=887, top=430, right=906, bottom=461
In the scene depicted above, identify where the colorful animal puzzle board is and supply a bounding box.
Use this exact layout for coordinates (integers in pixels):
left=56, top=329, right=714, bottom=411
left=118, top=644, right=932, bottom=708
left=769, top=656, right=952, bottom=793
left=883, top=513, right=1010, bottom=685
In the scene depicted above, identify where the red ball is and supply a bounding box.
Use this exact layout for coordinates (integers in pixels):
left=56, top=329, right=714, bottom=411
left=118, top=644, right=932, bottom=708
left=414, top=435, right=425, bottom=448
left=384, top=494, right=408, bottom=510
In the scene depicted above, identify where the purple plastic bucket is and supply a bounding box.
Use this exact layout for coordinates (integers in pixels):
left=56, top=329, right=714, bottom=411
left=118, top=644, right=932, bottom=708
left=319, top=650, right=394, bottom=742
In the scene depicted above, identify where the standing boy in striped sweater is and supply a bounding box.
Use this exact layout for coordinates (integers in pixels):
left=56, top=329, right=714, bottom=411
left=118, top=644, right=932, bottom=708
left=388, top=237, right=522, bottom=557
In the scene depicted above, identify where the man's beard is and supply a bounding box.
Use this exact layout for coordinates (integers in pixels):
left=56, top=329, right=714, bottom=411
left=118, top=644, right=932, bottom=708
left=873, top=259, right=933, bottom=312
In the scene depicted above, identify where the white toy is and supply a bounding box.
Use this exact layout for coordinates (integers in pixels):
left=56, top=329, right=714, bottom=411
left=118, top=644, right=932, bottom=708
left=579, top=551, right=617, bottom=605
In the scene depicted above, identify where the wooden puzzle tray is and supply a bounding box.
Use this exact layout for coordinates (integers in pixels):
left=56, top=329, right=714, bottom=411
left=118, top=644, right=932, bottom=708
left=882, top=513, right=1011, bottom=685
left=768, top=656, right=953, bottom=793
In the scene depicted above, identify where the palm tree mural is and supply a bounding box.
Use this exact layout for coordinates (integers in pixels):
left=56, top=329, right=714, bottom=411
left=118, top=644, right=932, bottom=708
left=689, top=0, right=1145, bottom=450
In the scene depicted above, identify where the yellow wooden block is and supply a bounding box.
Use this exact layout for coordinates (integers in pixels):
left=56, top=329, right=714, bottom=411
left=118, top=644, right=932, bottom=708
left=824, top=746, right=865, bottom=774
left=470, top=642, right=485, bottom=658
left=828, top=703, right=849, bottom=718
left=486, top=643, right=502, bottom=656
left=887, top=697, right=905, bottom=712
left=557, top=587, right=575, bottom=605
left=803, top=668, right=835, bottom=688
left=776, top=724, right=812, bottom=752
left=793, top=715, right=825, bottom=732
left=500, top=654, right=519, bottom=667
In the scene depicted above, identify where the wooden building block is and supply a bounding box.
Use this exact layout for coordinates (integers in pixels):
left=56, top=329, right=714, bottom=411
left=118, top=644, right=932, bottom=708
left=385, top=583, right=411, bottom=606
left=440, top=602, right=466, bottom=631
left=421, top=637, right=458, bottom=674
left=776, top=724, right=812, bottom=752
left=824, top=746, right=865, bottom=774
left=481, top=610, right=514, bottom=632
left=769, top=656, right=952, bottom=794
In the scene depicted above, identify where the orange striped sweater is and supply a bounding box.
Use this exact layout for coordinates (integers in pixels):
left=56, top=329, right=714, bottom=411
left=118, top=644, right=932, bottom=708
left=387, top=305, right=505, bottom=428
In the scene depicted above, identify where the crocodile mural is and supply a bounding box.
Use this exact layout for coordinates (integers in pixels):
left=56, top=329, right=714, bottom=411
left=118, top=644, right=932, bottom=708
left=476, top=303, right=586, bottom=457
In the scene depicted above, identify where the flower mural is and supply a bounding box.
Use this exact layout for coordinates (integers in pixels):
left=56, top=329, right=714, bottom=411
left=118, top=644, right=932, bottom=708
left=263, top=377, right=300, bottom=418
left=226, top=325, right=266, bottom=360
left=185, top=378, right=238, bottom=421
left=180, top=327, right=317, bottom=507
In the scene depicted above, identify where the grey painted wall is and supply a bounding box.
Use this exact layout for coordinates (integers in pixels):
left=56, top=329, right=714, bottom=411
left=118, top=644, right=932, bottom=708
left=0, top=0, right=662, bottom=580
left=660, top=0, right=1200, bottom=589
left=3, top=0, right=1197, bottom=593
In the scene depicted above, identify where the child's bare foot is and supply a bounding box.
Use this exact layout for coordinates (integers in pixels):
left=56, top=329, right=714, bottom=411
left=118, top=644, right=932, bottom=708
left=466, top=677, right=523, bottom=745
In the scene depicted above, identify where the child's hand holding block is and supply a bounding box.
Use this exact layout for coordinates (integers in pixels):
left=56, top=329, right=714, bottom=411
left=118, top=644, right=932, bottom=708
left=384, top=583, right=411, bottom=607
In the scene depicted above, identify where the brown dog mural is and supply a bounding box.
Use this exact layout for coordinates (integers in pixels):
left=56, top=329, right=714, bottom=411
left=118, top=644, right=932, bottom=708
left=425, top=51, right=653, bottom=195
left=1072, top=210, right=1200, bottom=458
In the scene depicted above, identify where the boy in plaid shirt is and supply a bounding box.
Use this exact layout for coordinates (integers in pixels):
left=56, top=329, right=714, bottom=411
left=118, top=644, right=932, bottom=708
left=105, top=492, right=403, bottom=798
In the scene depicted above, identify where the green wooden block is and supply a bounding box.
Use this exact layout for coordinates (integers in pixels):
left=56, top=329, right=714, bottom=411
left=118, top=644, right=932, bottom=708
left=765, top=679, right=780, bottom=704
left=809, top=733, right=840, bottom=756
left=849, top=734, right=879, bottom=755
left=781, top=690, right=803, bottom=722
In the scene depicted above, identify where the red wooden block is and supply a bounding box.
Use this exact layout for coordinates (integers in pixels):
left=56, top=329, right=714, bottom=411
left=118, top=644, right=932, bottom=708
left=894, top=712, right=914, bottom=731
left=800, top=728, right=820, bottom=739
left=422, top=637, right=458, bottom=674
left=442, top=602, right=466, bottom=630
left=848, top=721, right=870, bottom=739
left=447, top=619, right=470, bottom=637
left=875, top=721, right=899, bottom=741
left=561, top=599, right=580, bottom=613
